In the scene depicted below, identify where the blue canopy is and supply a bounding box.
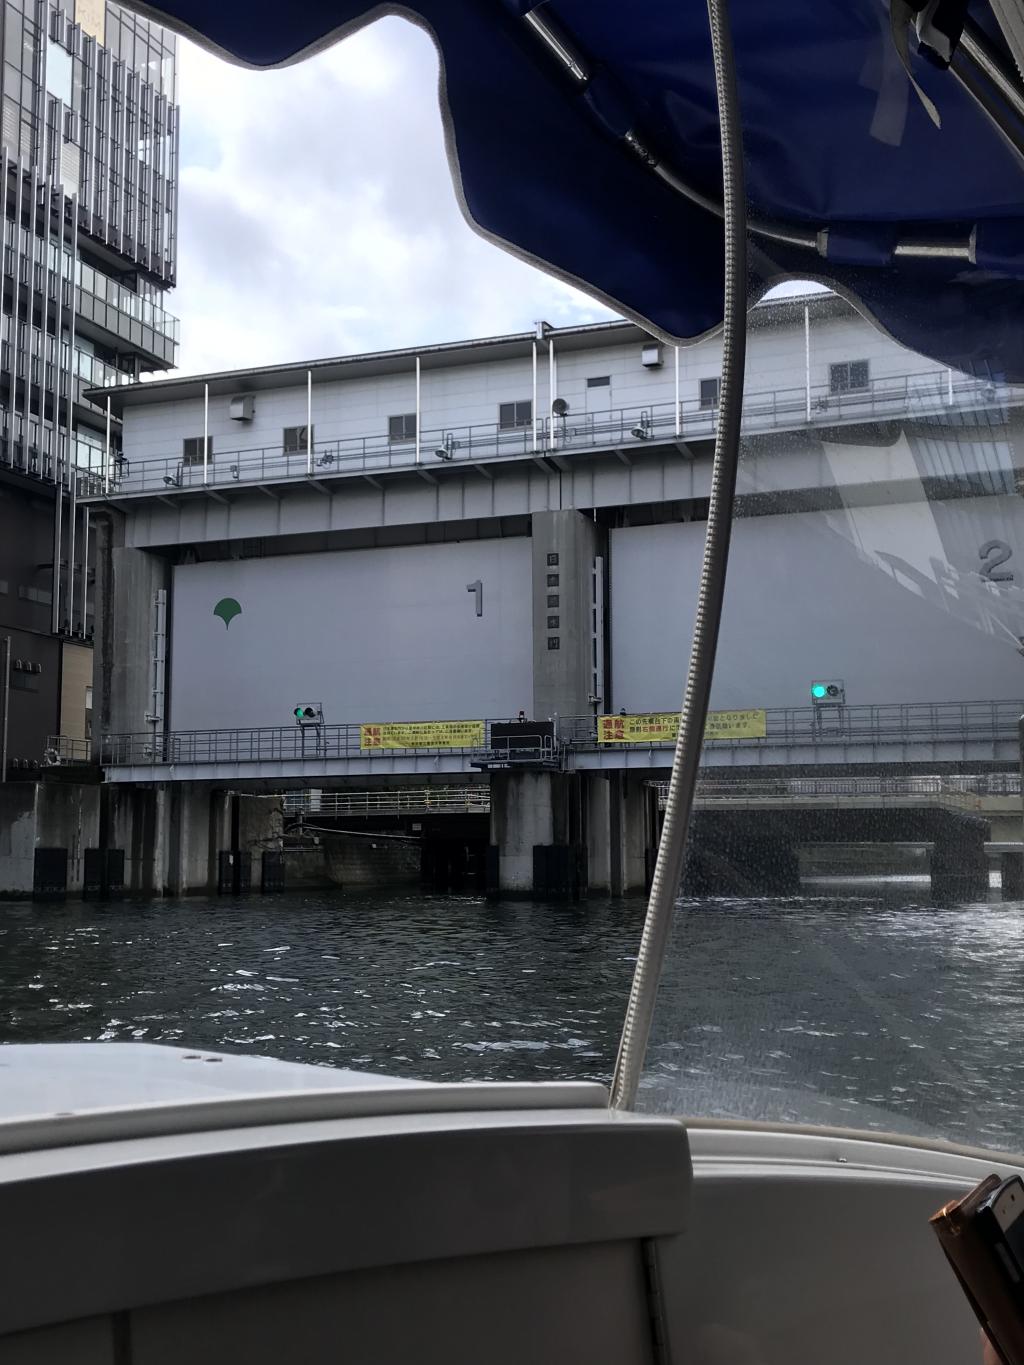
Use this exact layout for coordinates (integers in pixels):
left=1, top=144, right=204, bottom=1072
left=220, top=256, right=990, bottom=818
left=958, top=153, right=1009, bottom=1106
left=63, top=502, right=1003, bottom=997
left=145, top=1, right=1024, bottom=378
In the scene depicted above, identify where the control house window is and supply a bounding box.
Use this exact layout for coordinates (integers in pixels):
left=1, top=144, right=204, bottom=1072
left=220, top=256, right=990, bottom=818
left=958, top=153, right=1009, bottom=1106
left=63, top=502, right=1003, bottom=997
left=388, top=413, right=417, bottom=443
left=587, top=376, right=611, bottom=388
left=182, top=436, right=212, bottom=466
left=498, top=400, right=532, bottom=430
left=283, top=424, right=314, bottom=455
left=830, top=360, right=869, bottom=394
left=699, top=377, right=720, bottom=409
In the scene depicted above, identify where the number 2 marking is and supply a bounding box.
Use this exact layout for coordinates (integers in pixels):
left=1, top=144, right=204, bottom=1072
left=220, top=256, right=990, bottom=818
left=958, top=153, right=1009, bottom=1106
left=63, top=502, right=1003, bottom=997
left=980, top=540, right=1014, bottom=582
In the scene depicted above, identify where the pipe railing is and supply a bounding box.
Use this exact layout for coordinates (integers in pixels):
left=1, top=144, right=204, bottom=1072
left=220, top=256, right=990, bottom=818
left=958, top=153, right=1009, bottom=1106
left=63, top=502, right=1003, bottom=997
left=95, top=366, right=1024, bottom=497
left=283, top=786, right=491, bottom=816
left=280, top=772, right=1022, bottom=819
left=101, top=699, right=1024, bottom=768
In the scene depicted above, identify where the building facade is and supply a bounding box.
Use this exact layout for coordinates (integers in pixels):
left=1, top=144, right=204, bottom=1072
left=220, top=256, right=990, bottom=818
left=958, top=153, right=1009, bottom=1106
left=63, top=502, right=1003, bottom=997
left=73, top=293, right=1024, bottom=895
left=0, top=0, right=179, bottom=773
left=87, top=292, right=1024, bottom=759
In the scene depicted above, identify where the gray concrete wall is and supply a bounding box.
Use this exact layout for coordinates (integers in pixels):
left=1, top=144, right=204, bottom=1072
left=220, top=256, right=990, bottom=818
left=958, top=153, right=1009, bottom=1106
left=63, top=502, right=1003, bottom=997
left=35, top=784, right=100, bottom=892
left=167, top=537, right=533, bottom=731
left=0, top=782, right=100, bottom=896
left=531, top=510, right=603, bottom=721
left=610, top=495, right=1024, bottom=712
left=117, top=417, right=1021, bottom=555
left=323, top=833, right=420, bottom=887
left=0, top=782, right=38, bottom=895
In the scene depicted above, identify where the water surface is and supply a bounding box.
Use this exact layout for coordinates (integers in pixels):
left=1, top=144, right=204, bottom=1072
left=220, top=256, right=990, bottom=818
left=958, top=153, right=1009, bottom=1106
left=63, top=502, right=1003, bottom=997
left=3, top=886, right=1023, bottom=1152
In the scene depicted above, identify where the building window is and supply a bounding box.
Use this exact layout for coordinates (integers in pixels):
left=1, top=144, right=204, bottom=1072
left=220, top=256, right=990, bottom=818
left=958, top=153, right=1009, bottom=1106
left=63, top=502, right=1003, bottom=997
left=699, top=377, right=720, bottom=409
left=182, top=436, right=213, bottom=467
left=547, top=594, right=559, bottom=608
left=546, top=573, right=559, bottom=588
left=830, top=360, right=870, bottom=394
left=547, top=637, right=560, bottom=650
left=546, top=552, right=559, bottom=566
left=498, top=400, right=532, bottom=430
left=547, top=615, right=560, bottom=629
left=283, top=424, right=314, bottom=455
left=587, top=376, right=611, bottom=388
left=388, top=413, right=417, bottom=443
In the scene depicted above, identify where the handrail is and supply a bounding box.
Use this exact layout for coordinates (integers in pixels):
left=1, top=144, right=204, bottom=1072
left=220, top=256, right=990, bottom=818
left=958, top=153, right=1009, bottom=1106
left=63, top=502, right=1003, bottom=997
left=279, top=772, right=1022, bottom=817
left=95, top=366, right=1024, bottom=498
left=283, top=786, right=490, bottom=816
left=101, top=699, right=1024, bottom=767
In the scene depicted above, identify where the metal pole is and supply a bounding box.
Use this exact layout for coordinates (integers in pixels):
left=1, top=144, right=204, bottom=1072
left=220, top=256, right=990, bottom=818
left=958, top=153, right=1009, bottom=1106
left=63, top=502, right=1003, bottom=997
left=414, top=355, right=421, bottom=464
left=67, top=456, right=77, bottom=633
left=7, top=158, right=23, bottom=471
left=548, top=336, right=556, bottom=449
left=0, top=635, right=10, bottom=782
left=306, top=370, right=313, bottom=474
left=947, top=367, right=954, bottom=405
left=203, top=381, right=209, bottom=483
left=674, top=345, right=681, bottom=435
left=65, top=192, right=78, bottom=635
left=104, top=393, right=111, bottom=491
left=804, top=303, right=811, bottom=420
left=80, top=508, right=89, bottom=635
left=532, top=339, right=538, bottom=451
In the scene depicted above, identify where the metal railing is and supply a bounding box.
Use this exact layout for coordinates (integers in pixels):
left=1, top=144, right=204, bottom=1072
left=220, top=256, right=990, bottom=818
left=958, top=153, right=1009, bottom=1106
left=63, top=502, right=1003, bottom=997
left=283, top=787, right=490, bottom=817
left=560, top=700, right=1024, bottom=751
left=100, top=366, right=1023, bottom=497
left=76, top=259, right=180, bottom=345
left=101, top=700, right=1024, bottom=769
left=670, top=773, right=1022, bottom=807
left=42, top=735, right=94, bottom=766
left=248, top=773, right=1024, bottom=819
left=102, top=717, right=532, bottom=767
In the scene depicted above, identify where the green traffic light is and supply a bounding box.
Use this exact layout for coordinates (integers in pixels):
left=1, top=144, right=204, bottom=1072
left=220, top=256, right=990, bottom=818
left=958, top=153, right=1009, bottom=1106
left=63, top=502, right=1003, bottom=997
left=294, top=707, right=303, bottom=718
left=811, top=684, right=828, bottom=699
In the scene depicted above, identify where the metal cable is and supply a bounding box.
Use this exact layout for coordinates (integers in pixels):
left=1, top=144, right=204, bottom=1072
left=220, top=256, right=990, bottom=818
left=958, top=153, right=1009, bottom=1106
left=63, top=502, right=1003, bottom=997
left=610, top=0, right=748, bottom=1111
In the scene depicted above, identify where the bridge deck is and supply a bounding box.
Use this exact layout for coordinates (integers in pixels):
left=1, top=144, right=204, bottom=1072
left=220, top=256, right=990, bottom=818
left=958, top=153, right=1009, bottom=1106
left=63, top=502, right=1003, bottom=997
left=94, top=700, right=1024, bottom=785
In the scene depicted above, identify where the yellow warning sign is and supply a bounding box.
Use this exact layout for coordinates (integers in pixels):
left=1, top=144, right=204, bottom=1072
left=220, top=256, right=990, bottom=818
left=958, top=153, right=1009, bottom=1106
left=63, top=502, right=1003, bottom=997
left=705, top=709, right=767, bottom=740
left=598, top=713, right=678, bottom=744
left=360, top=720, right=486, bottom=750
left=597, top=710, right=767, bottom=744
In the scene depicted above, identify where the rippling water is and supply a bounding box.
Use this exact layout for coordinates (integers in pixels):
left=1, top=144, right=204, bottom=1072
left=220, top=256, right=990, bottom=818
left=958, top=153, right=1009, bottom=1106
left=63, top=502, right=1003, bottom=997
left=3, top=886, right=1024, bottom=1152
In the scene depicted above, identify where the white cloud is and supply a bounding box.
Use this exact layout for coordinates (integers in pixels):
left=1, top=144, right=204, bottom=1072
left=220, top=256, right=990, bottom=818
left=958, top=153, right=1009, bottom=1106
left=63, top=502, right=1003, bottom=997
left=171, top=17, right=617, bottom=375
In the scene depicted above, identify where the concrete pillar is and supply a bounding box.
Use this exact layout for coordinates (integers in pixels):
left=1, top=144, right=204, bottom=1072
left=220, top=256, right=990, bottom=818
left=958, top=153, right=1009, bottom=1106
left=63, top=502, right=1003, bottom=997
left=586, top=774, right=613, bottom=892
left=489, top=770, right=584, bottom=896
left=1001, top=851, right=1024, bottom=900
left=586, top=772, right=656, bottom=894
left=622, top=777, right=655, bottom=893
left=531, top=509, right=604, bottom=722
left=104, top=784, right=158, bottom=894
left=34, top=782, right=100, bottom=894
left=92, top=509, right=171, bottom=740
left=930, top=825, right=990, bottom=902
left=158, top=780, right=222, bottom=895
left=490, top=770, right=555, bottom=893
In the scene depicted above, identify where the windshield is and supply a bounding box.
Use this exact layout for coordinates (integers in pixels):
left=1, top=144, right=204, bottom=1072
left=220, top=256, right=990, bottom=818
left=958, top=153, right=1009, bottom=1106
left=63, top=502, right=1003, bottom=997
left=2, top=14, right=1023, bottom=1166
left=631, top=296, right=1024, bottom=1151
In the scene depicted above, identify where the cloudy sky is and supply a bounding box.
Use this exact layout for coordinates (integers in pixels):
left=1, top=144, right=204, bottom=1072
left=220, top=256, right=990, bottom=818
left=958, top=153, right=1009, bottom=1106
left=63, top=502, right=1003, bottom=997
left=172, top=17, right=619, bottom=375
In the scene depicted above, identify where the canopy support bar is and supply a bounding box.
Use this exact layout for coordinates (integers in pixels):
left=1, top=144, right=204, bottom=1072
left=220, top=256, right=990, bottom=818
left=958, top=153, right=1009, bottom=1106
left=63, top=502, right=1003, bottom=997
left=523, top=5, right=1007, bottom=267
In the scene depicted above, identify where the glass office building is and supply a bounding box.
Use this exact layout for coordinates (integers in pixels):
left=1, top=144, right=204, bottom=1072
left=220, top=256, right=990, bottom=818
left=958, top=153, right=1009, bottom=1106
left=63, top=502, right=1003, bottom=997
left=0, top=0, right=178, bottom=769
